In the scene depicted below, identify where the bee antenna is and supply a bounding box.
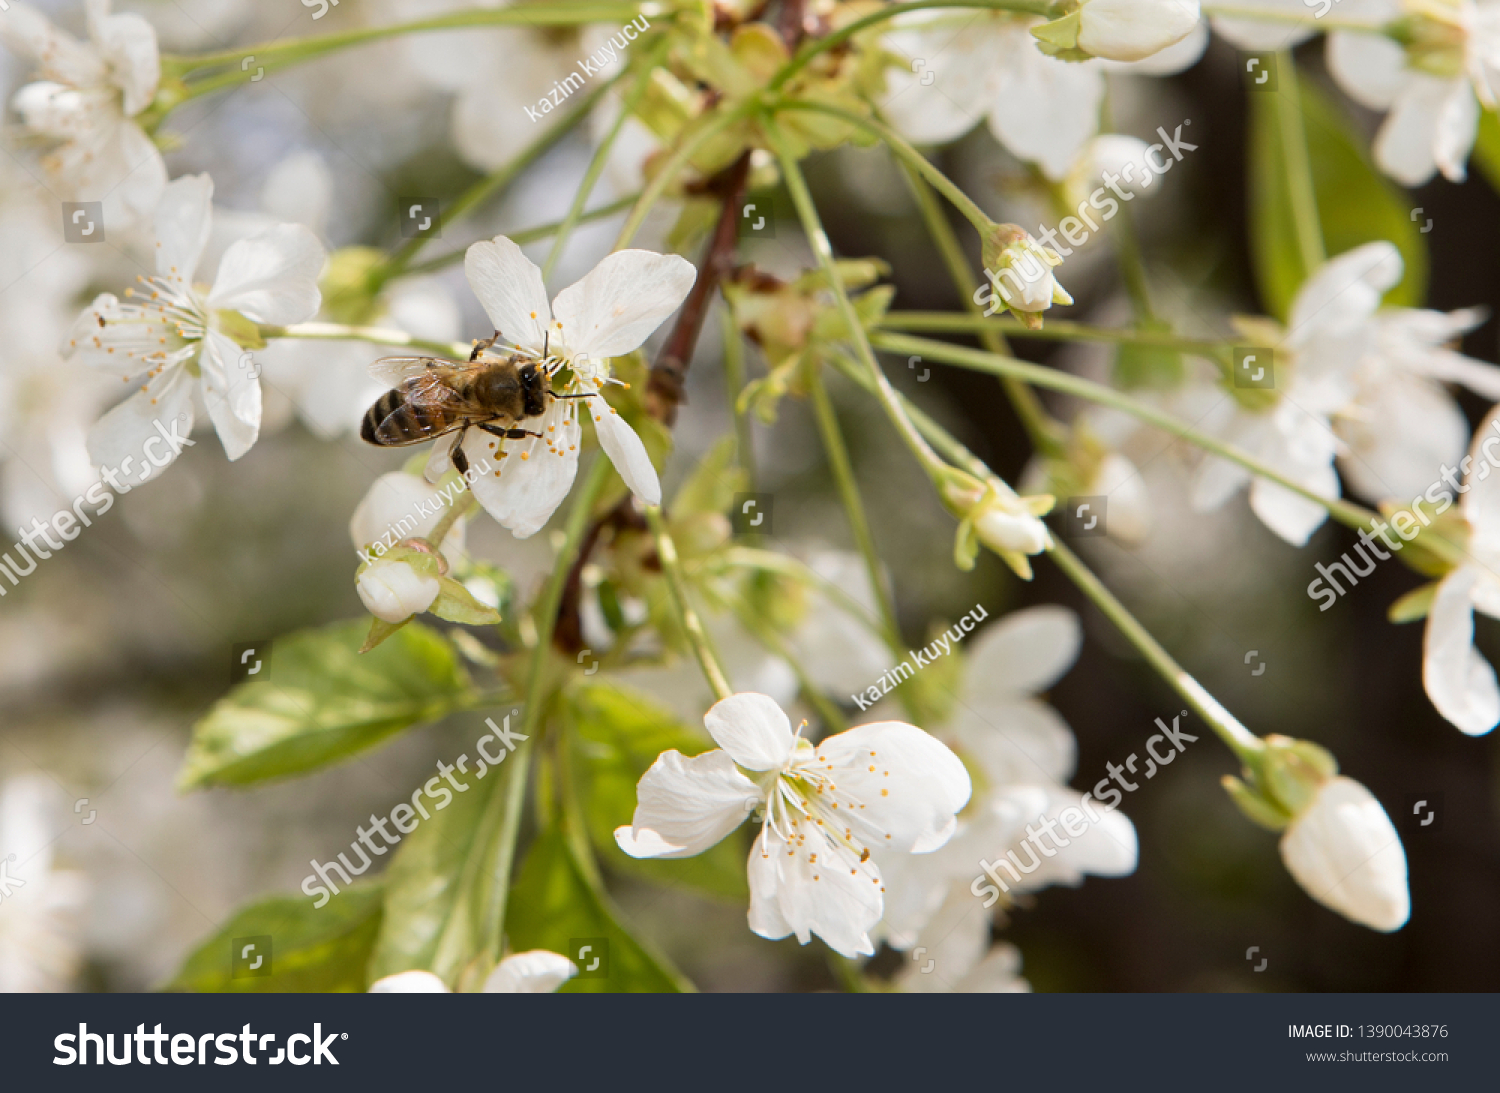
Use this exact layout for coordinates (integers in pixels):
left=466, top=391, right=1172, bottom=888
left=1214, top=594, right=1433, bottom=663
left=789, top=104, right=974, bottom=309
left=543, top=330, right=550, bottom=358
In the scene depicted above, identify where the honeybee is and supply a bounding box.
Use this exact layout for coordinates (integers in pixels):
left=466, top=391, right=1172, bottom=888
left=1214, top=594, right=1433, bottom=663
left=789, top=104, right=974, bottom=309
left=360, top=331, right=584, bottom=476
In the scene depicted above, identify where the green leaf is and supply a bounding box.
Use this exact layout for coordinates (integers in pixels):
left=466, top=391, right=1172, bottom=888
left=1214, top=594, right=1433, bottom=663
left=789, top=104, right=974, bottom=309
left=429, top=577, right=504, bottom=626
left=565, top=680, right=749, bottom=902
left=180, top=620, right=474, bottom=789
left=1248, top=78, right=1428, bottom=321
left=166, top=884, right=383, bottom=993
left=508, top=828, right=691, bottom=992
left=366, top=763, right=501, bottom=985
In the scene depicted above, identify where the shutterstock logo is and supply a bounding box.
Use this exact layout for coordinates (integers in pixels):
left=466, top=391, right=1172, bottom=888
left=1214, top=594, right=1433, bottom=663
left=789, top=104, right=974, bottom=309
left=54, top=1023, right=345, bottom=1065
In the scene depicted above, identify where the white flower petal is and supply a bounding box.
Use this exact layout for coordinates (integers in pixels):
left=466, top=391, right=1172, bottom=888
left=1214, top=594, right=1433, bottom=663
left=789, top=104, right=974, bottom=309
left=702, top=692, right=796, bottom=771
left=199, top=329, right=260, bottom=460
left=207, top=223, right=325, bottom=325
left=614, top=748, right=759, bottom=859
left=89, top=5, right=160, bottom=115
left=0, top=5, right=104, bottom=86
left=463, top=404, right=580, bottom=538
left=1279, top=776, right=1410, bottom=932
left=464, top=236, right=551, bottom=352
left=85, top=366, right=194, bottom=486
left=482, top=951, right=577, bottom=993
left=588, top=396, right=660, bottom=505
left=368, top=970, right=449, bottom=993
left=1462, top=406, right=1500, bottom=545
left=1337, top=375, right=1467, bottom=503
left=553, top=249, right=696, bottom=362
left=747, top=826, right=880, bottom=957
left=964, top=604, right=1081, bottom=699
left=952, top=698, right=1079, bottom=785
left=153, top=173, right=214, bottom=284
left=880, top=19, right=998, bottom=145
left=816, top=721, right=972, bottom=853
left=1326, top=30, right=1408, bottom=110
left=350, top=471, right=469, bottom=566
left=1374, top=76, right=1457, bottom=187
left=1288, top=241, right=1401, bottom=343
left=1422, top=567, right=1500, bottom=736
left=987, top=37, right=1104, bottom=179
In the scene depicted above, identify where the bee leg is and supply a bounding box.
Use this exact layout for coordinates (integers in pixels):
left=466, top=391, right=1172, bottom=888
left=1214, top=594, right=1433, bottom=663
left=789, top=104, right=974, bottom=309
left=451, top=430, right=471, bottom=477
left=479, top=423, right=542, bottom=441
left=468, top=329, right=504, bottom=362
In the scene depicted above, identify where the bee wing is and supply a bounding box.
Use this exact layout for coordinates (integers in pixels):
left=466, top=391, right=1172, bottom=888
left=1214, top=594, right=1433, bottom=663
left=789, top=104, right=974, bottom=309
left=368, top=356, right=459, bottom=390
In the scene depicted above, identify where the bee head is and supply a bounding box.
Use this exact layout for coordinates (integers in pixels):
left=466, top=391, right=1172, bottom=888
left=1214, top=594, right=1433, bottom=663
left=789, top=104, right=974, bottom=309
left=518, top=361, right=549, bottom=418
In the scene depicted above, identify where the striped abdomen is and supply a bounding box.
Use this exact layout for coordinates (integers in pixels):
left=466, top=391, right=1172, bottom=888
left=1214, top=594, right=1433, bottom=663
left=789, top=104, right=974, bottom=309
left=361, top=385, right=459, bottom=446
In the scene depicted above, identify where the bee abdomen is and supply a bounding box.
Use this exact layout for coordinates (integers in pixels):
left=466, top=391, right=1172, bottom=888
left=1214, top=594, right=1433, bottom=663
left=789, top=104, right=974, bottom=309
left=362, top=388, right=440, bottom=446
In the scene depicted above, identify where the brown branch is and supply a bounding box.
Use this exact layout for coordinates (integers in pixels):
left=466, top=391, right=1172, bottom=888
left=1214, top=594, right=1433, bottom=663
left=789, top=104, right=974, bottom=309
left=645, top=150, right=753, bottom=427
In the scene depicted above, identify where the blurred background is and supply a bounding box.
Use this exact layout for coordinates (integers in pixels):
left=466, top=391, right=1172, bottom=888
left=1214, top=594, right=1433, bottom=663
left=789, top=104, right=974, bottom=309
left=0, top=0, right=1495, bottom=991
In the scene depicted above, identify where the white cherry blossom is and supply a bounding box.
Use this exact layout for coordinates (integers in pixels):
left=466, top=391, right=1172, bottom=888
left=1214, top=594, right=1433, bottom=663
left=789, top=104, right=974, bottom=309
left=427, top=236, right=694, bottom=538
left=615, top=693, right=971, bottom=957
left=0, top=0, right=167, bottom=228
left=369, top=951, right=578, bottom=993
left=893, top=883, right=1030, bottom=993
left=63, top=174, right=326, bottom=480
left=876, top=607, right=1138, bottom=948
left=881, top=11, right=1205, bottom=178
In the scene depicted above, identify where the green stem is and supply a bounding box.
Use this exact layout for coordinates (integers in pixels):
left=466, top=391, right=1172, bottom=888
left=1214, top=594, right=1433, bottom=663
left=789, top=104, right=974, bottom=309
left=770, top=0, right=1054, bottom=91
left=163, top=3, right=650, bottom=81
left=377, top=78, right=617, bottom=288
left=871, top=330, right=1382, bottom=534
left=542, top=37, right=669, bottom=281
left=645, top=507, right=734, bottom=701
left=399, top=195, right=639, bottom=279
left=428, top=493, right=477, bottom=550
left=877, top=312, right=1231, bottom=358
left=1047, top=540, right=1264, bottom=763
left=1096, top=92, right=1157, bottom=322
left=897, top=157, right=1067, bottom=458
left=767, top=120, right=949, bottom=481
left=807, top=365, right=904, bottom=652
left=1273, top=50, right=1326, bottom=274
left=482, top=455, right=612, bottom=962
left=265, top=321, right=466, bottom=357
left=721, top=314, right=758, bottom=490
left=824, top=349, right=1265, bottom=766
left=775, top=100, right=991, bottom=232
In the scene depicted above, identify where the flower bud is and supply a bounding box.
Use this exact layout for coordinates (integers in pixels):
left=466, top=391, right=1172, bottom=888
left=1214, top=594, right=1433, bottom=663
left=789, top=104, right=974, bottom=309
left=357, top=558, right=440, bottom=623
left=943, top=473, right=1053, bottom=577
left=1278, top=776, right=1410, bottom=932
left=981, top=225, right=1073, bottom=329
left=1078, top=0, right=1201, bottom=62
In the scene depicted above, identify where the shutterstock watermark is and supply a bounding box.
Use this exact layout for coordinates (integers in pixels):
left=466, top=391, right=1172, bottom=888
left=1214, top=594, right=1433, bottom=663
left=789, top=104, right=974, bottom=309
left=0, top=415, right=194, bottom=597
left=970, top=712, right=1197, bottom=907
left=301, top=712, right=527, bottom=907
left=1307, top=416, right=1500, bottom=610
left=851, top=603, right=988, bottom=710
left=973, top=122, right=1197, bottom=316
